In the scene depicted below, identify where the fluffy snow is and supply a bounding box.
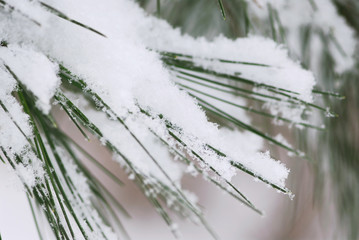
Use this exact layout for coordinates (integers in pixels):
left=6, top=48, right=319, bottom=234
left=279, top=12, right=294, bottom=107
left=0, top=0, right=340, bottom=238
left=249, top=0, right=357, bottom=73
left=141, top=29, right=315, bottom=103
left=0, top=45, right=60, bottom=113
left=0, top=0, right=310, bottom=196
left=0, top=2, right=340, bottom=237
left=0, top=66, right=45, bottom=188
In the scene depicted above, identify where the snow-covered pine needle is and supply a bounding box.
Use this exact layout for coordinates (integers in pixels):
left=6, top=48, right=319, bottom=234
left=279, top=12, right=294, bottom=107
left=0, top=0, right=346, bottom=239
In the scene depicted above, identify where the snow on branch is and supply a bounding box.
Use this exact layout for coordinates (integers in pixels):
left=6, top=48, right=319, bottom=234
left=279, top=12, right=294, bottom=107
left=0, top=0, right=329, bottom=238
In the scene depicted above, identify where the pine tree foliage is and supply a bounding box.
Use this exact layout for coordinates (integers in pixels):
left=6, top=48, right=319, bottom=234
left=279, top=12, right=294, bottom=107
left=0, top=0, right=357, bottom=239
left=139, top=0, right=358, bottom=239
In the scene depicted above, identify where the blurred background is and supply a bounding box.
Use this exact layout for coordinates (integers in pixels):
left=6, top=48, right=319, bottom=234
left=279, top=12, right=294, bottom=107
left=1, top=0, right=358, bottom=239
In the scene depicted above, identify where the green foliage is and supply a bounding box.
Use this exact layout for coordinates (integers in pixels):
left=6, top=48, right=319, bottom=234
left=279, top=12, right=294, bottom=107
left=139, top=0, right=359, bottom=239
left=1, top=0, right=357, bottom=239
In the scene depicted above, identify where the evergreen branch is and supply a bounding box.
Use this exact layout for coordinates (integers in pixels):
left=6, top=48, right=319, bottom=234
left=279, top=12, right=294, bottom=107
left=0, top=0, right=41, bottom=26
left=149, top=128, right=263, bottom=214
left=191, top=93, right=305, bottom=157
left=55, top=90, right=200, bottom=237
left=58, top=68, right=268, bottom=215
left=2, top=64, right=130, bottom=240
left=58, top=65, right=296, bottom=199
left=1, top=1, right=349, bottom=239
left=158, top=50, right=271, bottom=67
left=39, top=2, right=107, bottom=37
left=27, top=193, right=44, bottom=240
left=56, top=76, right=220, bottom=238
left=217, top=0, right=226, bottom=20
left=178, top=83, right=325, bottom=130
left=157, top=0, right=160, bottom=16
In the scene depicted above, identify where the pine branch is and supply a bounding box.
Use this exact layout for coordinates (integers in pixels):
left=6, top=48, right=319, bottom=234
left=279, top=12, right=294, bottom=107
left=0, top=1, right=350, bottom=239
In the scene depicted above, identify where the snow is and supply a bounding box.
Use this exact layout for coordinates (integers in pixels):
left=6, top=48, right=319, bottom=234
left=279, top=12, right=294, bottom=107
left=142, top=31, right=315, bottom=103
left=0, top=45, right=60, bottom=114
left=0, top=66, right=45, bottom=188
left=55, top=147, right=119, bottom=240
left=3, top=0, right=297, bottom=185
left=0, top=0, right=332, bottom=237
left=0, top=0, right=306, bottom=197
left=249, top=0, right=357, bottom=73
